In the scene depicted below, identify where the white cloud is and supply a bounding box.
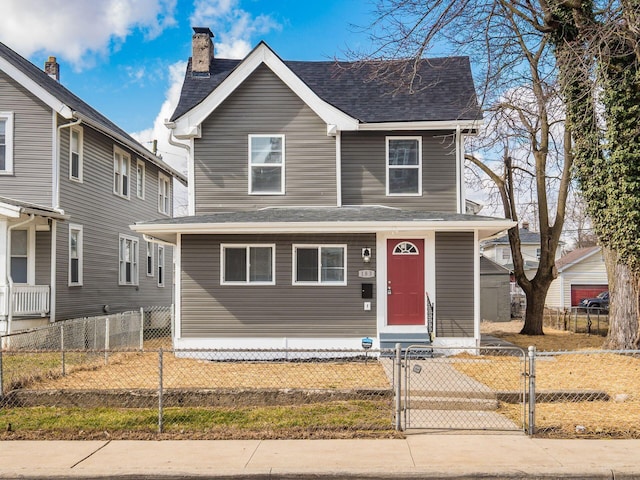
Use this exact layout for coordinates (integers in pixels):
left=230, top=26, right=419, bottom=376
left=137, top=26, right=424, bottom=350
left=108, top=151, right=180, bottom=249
left=131, top=61, right=189, bottom=215
left=0, top=0, right=177, bottom=69
left=190, top=0, right=280, bottom=58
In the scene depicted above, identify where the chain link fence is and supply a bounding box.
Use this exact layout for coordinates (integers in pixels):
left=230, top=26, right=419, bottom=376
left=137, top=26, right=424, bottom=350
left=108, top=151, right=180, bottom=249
left=0, top=340, right=638, bottom=439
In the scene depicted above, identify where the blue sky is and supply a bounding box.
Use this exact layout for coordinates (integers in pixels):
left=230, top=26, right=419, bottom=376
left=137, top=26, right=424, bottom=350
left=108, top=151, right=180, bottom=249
left=0, top=0, right=375, bottom=170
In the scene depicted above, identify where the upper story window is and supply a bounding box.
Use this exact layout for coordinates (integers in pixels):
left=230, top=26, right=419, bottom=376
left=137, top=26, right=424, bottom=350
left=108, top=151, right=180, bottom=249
left=221, top=244, right=275, bottom=285
left=249, top=134, right=285, bottom=194
left=386, top=136, right=422, bottom=196
left=69, top=126, right=83, bottom=182
left=113, top=147, right=130, bottom=198
left=119, top=234, right=139, bottom=285
left=0, top=112, right=14, bottom=174
left=158, top=173, right=170, bottom=215
left=293, top=245, right=346, bottom=285
left=69, top=224, right=83, bottom=286
left=501, top=247, right=511, bottom=261
left=136, top=160, right=145, bottom=199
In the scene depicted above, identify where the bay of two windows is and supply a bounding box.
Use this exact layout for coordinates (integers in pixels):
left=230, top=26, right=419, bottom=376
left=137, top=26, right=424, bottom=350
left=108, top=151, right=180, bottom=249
left=221, top=244, right=346, bottom=286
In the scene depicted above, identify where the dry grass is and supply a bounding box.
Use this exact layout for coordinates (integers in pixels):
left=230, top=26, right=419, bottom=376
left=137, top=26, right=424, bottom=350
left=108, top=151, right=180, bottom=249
left=472, top=320, right=640, bottom=438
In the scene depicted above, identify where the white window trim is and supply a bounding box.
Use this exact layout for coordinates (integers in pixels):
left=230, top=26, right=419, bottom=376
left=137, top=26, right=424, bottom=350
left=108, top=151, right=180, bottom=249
left=292, top=244, right=347, bottom=286
left=157, top=245, right=165, bottom=287
left=386, top=136, right=422, bottom=196
left=0, top=111, right=15, bottom=174
left=220, top=243, right=276, bottom=285
left=68, top=224, right=83, bottom=286
left=136, top=160, right=146, bottom=199
left=113, top=146, right=131, bottom=199
left=118, top=234, right=139, bottom=286
left=248, top=134, right=285, bottom=195
left=146, top=241, right=154, bottom=277
left=158, top=172, right=170, bottom=215
left=69, top=126, right=83, bottom=182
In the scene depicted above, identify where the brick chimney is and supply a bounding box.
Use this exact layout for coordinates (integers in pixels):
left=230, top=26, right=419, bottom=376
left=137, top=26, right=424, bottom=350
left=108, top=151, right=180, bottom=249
left=44, top=56, right=60, bottom=81
left=192, top=27, right=214, bottom=76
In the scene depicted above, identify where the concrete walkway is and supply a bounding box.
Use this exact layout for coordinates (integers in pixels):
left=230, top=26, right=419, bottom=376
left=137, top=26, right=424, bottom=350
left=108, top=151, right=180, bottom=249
left=1, top=435, right=639, bottom=479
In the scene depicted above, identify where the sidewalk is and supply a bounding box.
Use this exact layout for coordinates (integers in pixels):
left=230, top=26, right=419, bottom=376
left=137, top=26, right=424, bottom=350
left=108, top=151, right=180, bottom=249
left=1, top=434, right=639, bottom=479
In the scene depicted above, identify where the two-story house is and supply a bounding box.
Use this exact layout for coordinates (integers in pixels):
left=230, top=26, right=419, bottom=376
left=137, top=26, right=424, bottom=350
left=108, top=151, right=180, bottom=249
left=0, top=42, right=186, bottom=335
left=132, top=28, right=513, bottom=352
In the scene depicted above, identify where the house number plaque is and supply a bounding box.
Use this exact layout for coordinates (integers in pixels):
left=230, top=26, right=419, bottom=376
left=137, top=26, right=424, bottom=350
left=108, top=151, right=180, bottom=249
left=358, top=270, right=375, bottom=278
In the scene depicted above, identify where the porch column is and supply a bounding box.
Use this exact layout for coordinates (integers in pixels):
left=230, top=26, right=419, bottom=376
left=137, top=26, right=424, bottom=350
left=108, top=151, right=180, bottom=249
left=0, top=218, right=8, bottom=333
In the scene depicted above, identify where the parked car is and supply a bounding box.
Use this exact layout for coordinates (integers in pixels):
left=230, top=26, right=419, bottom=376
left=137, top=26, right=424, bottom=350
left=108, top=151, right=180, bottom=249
left=580, top=291, right=609, bottom=312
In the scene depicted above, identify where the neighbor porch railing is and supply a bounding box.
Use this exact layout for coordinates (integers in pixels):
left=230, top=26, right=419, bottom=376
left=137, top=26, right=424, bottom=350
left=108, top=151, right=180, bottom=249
left=11, top=285, right=50, bottom=316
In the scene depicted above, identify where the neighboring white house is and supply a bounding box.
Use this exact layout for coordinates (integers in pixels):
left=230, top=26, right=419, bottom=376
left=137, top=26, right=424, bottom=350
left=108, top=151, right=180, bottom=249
left=545, top=246, right=608, bottom=309
left=481, top=222, right=563, bottom=280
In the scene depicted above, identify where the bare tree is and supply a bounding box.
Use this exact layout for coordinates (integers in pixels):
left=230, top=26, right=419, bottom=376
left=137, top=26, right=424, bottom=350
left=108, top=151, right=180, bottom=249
left=355, top=0, right=573, bottom=334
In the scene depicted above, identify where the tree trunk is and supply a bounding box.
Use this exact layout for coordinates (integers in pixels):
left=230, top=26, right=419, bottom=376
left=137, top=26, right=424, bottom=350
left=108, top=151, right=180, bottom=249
left=519, top=279, right=551, bottom=335
left=604, top=248, right=640, bottom=349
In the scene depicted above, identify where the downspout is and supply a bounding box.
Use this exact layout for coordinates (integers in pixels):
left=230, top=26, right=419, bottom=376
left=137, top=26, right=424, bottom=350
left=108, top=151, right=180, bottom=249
left=6, top=214, right=36, bottom=335
left=455, top=125, right=464, bottom=214
left=167, top=129, right=192, bottom=214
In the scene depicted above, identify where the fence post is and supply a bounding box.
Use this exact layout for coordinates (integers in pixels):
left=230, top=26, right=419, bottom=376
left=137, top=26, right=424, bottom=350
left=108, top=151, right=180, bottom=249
left=104, top=317, right=110, bottom=365
left=158, top=348, right=164, bottom=434
left=0, top=349, right=3, bottom=399
left=394, top=343, right=402, bottom=431
left=61, top=323, right=66, bottom=376
left=139, top=307, right=144, bottom=350
left=528, top=346, right=536, bottom=436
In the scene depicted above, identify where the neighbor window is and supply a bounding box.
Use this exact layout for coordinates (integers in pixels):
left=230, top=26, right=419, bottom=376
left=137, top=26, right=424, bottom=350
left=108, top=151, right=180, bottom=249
left=0, top=112, right=14, bottom=173
left=221, top=244, right=275, bottom=285
left=68, top=224, right=83, bottom=286
left=158, top=173, right=170, bottom=214
left=249, top=135, right=284, bottom=194
left=293, top=245, right=346, bottom=285
left=119, top=235, right=139, bottom=285
left=157, top=245, right=165, bottom=287
left=502, top=247, right=511, bottom=261
left=386, top=137, right=422, bottom=195
left=136, top=160, right=145, bottom=199
left=113, top=148, right=130, bottom=198
left=146, top=241, right=154, bottom=277
left=69, top=127, right=83, bottom=181
left=10, top=229, right=28, bottom=284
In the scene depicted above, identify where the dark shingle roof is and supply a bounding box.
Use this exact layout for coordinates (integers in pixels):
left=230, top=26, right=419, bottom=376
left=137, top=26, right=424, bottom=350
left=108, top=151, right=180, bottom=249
left=0, top=42, right=184, bottom=182
left=136, top=206, right=501, bottom=226
left=484, top=227, right=544, bottom=245
left=171, top=44, right=482, bottom=123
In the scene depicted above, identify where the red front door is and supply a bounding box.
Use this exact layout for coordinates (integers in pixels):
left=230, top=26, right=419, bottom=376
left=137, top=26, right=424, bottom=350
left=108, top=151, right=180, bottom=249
left=387, top=239, right=424, bottom=325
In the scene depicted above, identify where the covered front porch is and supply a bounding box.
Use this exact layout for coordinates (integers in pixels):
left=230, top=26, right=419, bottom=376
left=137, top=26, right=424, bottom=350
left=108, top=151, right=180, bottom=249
left=0, top=196, right=67, bottom=334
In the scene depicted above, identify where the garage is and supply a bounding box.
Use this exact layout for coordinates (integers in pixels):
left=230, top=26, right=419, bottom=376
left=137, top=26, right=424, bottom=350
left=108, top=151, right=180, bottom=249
left=571, top=284, right=608, bottom=306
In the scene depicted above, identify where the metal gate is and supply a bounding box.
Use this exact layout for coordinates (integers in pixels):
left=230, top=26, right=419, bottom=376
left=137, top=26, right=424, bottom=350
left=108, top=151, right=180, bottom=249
left=398, top=345, right=528, bottom=432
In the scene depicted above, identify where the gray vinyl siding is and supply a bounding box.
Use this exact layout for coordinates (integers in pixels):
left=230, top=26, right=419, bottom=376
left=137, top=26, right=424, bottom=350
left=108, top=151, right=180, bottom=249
left=35, top=230, right=51, bottom=285
left=193, top=64, right=337, bottom=213
left=56, top=124, right=173, bottom=320
left=180, top=233, right=377, bottom=338
left=435, top=232, right=474, bottom=337
left=0, top=71, right=53, bottom=206
left=341, top=131, right=458, bottom=211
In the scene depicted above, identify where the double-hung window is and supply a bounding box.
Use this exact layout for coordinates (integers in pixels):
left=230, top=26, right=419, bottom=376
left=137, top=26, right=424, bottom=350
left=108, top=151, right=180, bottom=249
left=0, top=112, right=14, bottom=174
left=293, top=245, right=346, bottom=285
left=221, top=244, right=275, bottom=285
left=69, top=224, right=83, bottom=285
left=157, top=245, right=165, bottom=287
left=69, top=127, right=83, bottom=182
left=119, top=235, right=139, bottom=285
left=146, top=241, right=154, bottom=277
left=10, top=229, right=28, bottom=284
left=386, top=136, right=422, bottom=195
left=136, top=160, right=145, bottom=199
left=113, top=148, right=130, bottom=198
left=158, top=173, right=170, bottom=214
left=249, top=135, right=284, bottom=194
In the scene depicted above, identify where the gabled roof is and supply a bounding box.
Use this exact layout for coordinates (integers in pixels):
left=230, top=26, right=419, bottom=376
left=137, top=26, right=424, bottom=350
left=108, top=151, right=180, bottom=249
left=484, top=227, right=546, bottom=246
left=555, top=246, right=601, bottom=272
left=169, top=41, right=482, bottom=136
left=0, top=41, right=186, bottom=184
left=480, top=255, right=511, bottom=275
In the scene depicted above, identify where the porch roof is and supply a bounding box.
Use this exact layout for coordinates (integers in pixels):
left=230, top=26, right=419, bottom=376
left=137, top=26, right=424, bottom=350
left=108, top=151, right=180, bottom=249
left=0, top=196, right=69, bottom=220
left=131, top=206, right=515, bottom=244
